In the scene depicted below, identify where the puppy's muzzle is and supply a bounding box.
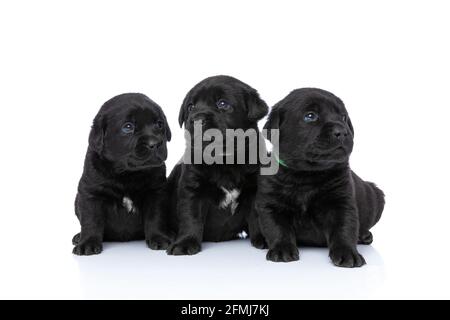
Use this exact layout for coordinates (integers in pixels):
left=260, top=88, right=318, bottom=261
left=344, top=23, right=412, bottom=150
left=189, top=113, right=208, bottom=129
left=135, top=137, right=163, bottom=159
left=331, top=125, right=348, bottom=142
left=321, top=122, right=349, bottom=143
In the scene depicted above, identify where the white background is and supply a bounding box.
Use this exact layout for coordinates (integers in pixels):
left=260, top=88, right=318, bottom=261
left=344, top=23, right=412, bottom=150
left=1, top=0, right=449, bottom=299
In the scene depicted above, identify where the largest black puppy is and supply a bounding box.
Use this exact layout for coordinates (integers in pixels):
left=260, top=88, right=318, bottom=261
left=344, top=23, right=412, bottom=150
left=73, top=93, right=172, bottom=255
left=167, top=75, right=268, bottom=255
left=256, top=88, right=384, bottom=267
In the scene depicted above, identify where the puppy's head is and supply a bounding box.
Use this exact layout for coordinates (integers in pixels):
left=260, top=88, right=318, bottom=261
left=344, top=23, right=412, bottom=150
left=178, top=75, right=268, bottom=137
left=89, top=93, right=171, bottom=171
left=264, top=88, right=354, bottom=171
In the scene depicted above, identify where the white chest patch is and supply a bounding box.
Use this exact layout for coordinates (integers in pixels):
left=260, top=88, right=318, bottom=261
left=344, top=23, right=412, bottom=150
left=237, top=230, right=248, bottom=239
left=122, top=196, right=136, bottom=214
left=219, top=187, right=240, bottom=215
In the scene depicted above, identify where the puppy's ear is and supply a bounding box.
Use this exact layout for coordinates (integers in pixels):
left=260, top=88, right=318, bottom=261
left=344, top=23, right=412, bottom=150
left=263, top=107, right=281, bottom=141
left=88, top=114, right=106, bottom=154
left=246, top=89, right=269, bottom=122
left=162, top=112, right=172, bottom=141
left=178, top=95, right=190, bottom=128
left=347, top=116, right=354, bottom=137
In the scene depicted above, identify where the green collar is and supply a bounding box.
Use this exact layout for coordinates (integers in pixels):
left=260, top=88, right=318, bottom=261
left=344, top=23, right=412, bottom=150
left=273, top=152, right=288, bottom=168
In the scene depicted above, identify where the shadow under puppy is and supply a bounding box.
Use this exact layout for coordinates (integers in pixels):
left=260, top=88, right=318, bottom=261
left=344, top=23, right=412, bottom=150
left=73, top=93, right=172, bottom=255
left=167, top=75, right=268, bottom=255
left=256, top=88, right=384, bottom=267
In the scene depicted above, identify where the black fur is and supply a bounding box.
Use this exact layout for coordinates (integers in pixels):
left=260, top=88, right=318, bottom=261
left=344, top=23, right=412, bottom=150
left=256, top=88, right=384, bottom=267
left=167, top=75, right=268, bottom=255
left=73, top=93, right=172, bottom=255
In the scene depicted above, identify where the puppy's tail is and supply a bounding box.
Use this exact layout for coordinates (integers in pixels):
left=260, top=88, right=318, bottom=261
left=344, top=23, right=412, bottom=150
left=367, top=181, right=385, bottom=226
left=352, top=171, right=385, bottom=230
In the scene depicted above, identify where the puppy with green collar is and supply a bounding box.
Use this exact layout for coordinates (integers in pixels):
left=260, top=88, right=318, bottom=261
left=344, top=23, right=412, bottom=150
left=256, top=88, right=384, bottom=267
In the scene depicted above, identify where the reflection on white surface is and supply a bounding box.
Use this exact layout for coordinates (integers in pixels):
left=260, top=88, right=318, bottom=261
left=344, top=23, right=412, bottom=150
left=75, top=239, right=385, bottom=299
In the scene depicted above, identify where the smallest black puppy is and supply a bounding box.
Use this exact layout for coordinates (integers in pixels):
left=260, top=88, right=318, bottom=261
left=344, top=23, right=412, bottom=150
left=256, top=88, right=384, bottom=267
left=73, top=93, right=172, bottom=255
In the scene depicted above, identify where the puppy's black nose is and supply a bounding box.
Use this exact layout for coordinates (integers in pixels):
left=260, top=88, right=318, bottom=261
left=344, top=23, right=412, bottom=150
left=147, top=137, right=162, bottom=149
left=190, top=113, right=207, bottom=127
left=135, top=137, right=162, bottom=158
left=332, top=127, right=348, bottom=141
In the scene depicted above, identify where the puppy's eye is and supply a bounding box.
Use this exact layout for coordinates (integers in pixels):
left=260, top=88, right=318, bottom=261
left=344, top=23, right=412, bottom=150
left=155, top=120, right=164, bottom=129
left=216, top=99, right=231, bottom=110
left=121, top=122, right=135, bottom=134
left=303, top=112, right=319, bottom=123
left=187, top=103, right=195, bottom=112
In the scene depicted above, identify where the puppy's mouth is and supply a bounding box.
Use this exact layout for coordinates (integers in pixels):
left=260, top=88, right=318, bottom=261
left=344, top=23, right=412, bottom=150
left=187, top=124, right=224, bottom=137
left=279, top=146, right=349, bottom=167
left=187, top=130, right=227, bottom=149
left=126, top=153, right=165, bottom=170
left=305, top=146, right=349, bottom=162
left=126, top=159, right=164, bottom=170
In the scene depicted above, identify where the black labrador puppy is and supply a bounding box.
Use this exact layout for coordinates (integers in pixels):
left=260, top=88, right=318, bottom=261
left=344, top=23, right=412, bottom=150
left=256, top=88, right=384, bottom=267
left=73, top=93, right=172, bottom=255
left=167, top=75, right=268, bottom=255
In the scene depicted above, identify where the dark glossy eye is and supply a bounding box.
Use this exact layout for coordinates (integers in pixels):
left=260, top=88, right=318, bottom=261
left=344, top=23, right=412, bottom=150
left=121, top=122, right=135, bottom=134
left=155, top=120, right=164, bottom=129
left=216, top=99, right=231, bottom=110
left=187, top=103, right=194, bottom=112
left=303, top=111, right=319, bottom=123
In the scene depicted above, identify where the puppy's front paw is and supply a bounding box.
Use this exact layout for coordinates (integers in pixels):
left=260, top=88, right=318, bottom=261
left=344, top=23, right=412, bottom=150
left=167, top=238, right=201, bottom=256
left=72, top=232, right=81, bottom=245
left=251, top=234, right=268, bottom=249
left=329, top=247, right=366, bottom=268
left=146, top=235, right=171, bottom=250
left=72, top=240, right=103, bottom=256
left=358, top=231, right=373, bottom=245
left=266, top=243, right=299, bottom=262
